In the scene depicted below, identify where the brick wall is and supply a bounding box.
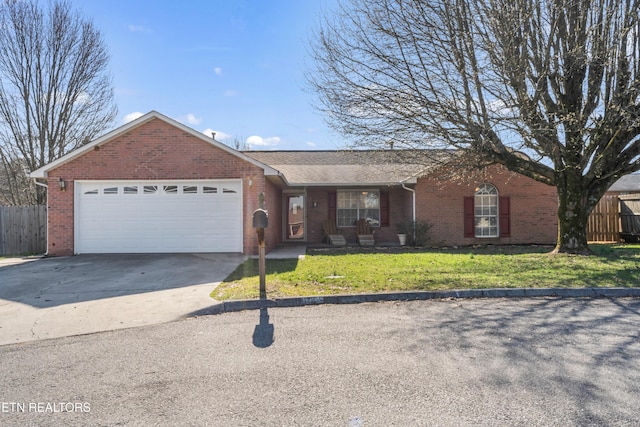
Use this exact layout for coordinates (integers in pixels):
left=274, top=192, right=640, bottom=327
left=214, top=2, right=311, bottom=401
left=416, top=164, right=558, bottom=246
left=46, top=124, right=558, bottom=256
left=46, top=118, right=266, bottom=256
left=305, top=188, right=330, bottom=242
left=300, top=168, right=557, bottom=247
left=263, top=179, right=282, bottom=252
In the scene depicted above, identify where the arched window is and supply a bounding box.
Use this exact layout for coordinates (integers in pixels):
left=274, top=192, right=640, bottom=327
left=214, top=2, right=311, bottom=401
left=475, top=184, right=498, bottom=237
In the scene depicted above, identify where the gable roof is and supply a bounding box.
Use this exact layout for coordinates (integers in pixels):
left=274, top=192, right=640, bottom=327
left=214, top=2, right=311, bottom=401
left=244, top=150, right=455, bottom=186
left=29, top=111, right=280, bottom=179
left=609, top=174, right=640, bottom=192
left=28, top=110, right=457, bottom=186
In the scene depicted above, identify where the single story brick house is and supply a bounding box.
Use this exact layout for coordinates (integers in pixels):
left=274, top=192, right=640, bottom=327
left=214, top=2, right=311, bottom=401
left=30, top=111, right=558, bottom=256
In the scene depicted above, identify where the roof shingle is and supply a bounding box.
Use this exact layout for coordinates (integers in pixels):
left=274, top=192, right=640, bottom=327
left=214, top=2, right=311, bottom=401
left=609, top=174, right=640, bottom=192
left=244, top=150, right=454, bottom=186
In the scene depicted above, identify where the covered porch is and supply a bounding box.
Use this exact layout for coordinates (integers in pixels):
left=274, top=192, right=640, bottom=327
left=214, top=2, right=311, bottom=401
left=244, top=150, right=452, bottom=250
left=279, top=186, right=414, bottom=246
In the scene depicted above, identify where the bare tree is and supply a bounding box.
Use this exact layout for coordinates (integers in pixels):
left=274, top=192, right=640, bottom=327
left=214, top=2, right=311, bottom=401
left=0, top=0, right=117, bottom=205
left=309, top=0, right=640, bottom=254
left=233, top=135, right=249, bottom=151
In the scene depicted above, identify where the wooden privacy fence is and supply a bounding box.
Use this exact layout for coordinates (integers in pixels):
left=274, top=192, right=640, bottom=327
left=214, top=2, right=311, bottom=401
left=587, top=194, right=640, bottom=243
left=587, top=194, right=621, bottom=242
left=619, top=195, right=640, bottom=243
left=0, top=205, right=46, bottom=255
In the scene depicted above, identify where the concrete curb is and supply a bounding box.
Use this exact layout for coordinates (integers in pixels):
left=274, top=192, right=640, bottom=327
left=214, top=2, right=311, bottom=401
left=195, top=287, right=640, bottom=316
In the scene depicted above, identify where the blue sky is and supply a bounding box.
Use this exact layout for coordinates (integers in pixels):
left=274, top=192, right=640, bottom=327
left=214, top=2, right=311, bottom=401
left=72, top=0, right=343, bottom=150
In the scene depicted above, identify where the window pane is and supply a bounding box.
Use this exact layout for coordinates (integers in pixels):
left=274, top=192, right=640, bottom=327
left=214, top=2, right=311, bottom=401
left=362, top=191, right=379, bottom=209
left=477, top=184, right=497, bottom=195
left=474, top=184, right=499, bottom=237
left=183, top=185, right=198, bottom=194
left=337, top=208, right=357, bottom=227
left=338, top=192, right=357, bottom=209
left=124, top=186, right=138, bottom=194
left=163, top=185, right=178, bottom=194
left=84, top=189, right=98, bottom=195
left=103, top=187, right=118, bottom=194
left=144, top=185, right=158, bottom=194
left=338, top=190, right=381, bottom=227
left=475, top=217, right=489, bottom=227
left=363, top=209, right=380, bottom=225
left=203, top=186, right=217, bottom=194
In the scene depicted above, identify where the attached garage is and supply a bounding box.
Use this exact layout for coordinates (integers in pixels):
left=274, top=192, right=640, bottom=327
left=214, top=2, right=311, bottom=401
left=29, top=111, right=283, bottom=256
left=75, top=180, right=243, bottom=253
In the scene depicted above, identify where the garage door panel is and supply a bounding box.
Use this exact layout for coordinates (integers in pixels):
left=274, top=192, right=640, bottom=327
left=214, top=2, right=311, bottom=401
left=76, top=181, right=243, bottom=253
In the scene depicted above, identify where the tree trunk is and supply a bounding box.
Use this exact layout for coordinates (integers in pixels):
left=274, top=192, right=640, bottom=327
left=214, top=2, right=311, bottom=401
left=553, top=179, right=593, bottom=255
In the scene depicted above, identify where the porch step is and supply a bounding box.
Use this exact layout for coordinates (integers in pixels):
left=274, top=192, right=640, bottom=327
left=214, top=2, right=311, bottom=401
left=265, top=245, right=307, bottom=260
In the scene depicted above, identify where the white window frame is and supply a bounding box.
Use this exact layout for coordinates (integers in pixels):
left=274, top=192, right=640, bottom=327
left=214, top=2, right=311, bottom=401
left=337, top=190, right=380, bottom=227
left=475, top=183, right=499, bottom=237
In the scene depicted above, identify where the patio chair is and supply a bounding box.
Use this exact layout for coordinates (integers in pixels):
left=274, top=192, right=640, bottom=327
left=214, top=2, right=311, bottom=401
left=323, top=220, right=346, bottom=246
left=356, top=218, right=375, bottom=246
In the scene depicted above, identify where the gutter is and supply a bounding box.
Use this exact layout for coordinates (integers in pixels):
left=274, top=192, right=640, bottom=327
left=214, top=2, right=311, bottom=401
left=401, top=183, right=416, bottom=242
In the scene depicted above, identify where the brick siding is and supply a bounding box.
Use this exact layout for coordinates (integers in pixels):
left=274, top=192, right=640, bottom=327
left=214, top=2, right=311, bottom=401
left=45, top=118, right=558, bottom=255
left=416, top=164, right=558, bottom=246
left=46, top=118, right=266, bottom=256
left=301, top=165, right=557, bottom=247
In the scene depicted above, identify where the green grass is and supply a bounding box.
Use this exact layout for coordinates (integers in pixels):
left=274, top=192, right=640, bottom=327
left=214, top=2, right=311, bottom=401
left=211, top=244, right=640, bottom=300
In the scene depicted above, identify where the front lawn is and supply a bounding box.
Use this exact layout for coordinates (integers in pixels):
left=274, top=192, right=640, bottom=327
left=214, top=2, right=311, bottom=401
left=211, top=244, right=640, bottom=300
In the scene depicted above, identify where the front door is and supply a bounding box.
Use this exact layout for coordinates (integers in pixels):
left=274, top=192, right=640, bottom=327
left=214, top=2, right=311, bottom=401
left=286, top=194, right=305, bottom=240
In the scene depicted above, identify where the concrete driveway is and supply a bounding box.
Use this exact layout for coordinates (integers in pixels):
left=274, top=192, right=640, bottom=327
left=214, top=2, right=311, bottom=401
left=0, top=253, right=245, bottom=345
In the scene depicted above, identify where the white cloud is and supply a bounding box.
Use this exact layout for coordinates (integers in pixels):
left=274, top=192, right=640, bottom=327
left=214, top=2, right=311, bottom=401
left=184, top=113, right=201, bottom=125
left=246, top=135, right=280, bottom=149
left=214, top=67, right=222, bottom=75
left=123, top=112, right=144, bottom=123
left=306, top=141, right=317, bottom=148
left=223, top=90, right=238, bottom=97
left=203, top=129, right=231, bottom=141
left=129, top=24, right=152, bottom=33
left=74, top=91, right=91, bottom=106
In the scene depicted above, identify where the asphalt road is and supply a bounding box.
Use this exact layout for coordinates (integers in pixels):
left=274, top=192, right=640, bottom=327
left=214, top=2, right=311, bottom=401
left=1, top=297, right=639, bottom=426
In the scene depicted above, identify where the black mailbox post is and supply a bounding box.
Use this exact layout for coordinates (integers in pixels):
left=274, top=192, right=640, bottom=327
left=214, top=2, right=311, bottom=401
left=252, top=207, right=268, bottom=297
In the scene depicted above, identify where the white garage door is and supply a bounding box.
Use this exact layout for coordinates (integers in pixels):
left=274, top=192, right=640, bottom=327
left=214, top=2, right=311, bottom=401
left=75, top=180, right=243, bottom=253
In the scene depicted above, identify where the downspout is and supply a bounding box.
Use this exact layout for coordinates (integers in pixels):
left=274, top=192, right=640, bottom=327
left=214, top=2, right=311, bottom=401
left=33, top=179, right=48, bottom=190
left=401, top=183, right=416, bottom=243
left=32, top=178, right=49, bottom=256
